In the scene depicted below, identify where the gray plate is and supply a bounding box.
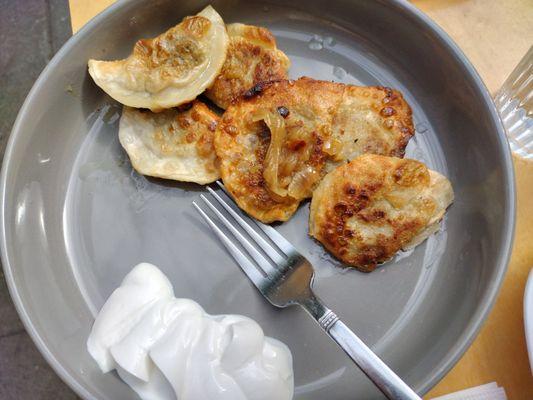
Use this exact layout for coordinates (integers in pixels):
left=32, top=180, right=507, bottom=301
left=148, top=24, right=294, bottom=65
left=0, top=0, right=515, bottom=399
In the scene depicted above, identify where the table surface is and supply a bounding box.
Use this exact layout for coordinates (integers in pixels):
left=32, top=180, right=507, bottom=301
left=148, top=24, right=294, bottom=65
left=68, top=0, right=533, bottom=398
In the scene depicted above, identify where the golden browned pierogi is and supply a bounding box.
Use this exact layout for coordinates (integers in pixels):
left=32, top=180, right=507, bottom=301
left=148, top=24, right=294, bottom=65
left=206, top=23, right=290, bottom=109
left=309, top=154, right=454, bottom=271
left=215, top=77, right=414, bottom=223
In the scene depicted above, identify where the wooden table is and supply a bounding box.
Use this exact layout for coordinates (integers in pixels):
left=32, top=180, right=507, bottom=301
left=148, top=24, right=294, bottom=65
left=69, top=1, right=533, bottom=398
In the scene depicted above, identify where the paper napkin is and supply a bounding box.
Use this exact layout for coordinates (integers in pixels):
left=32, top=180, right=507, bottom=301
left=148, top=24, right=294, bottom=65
left=431, top=382, right=507, bottom=400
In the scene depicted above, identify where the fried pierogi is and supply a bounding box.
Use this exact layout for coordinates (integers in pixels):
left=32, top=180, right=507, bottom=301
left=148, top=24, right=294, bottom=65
left=88, top=6, right=228, bottom=111
left=205, top=23, right=290, bottom=109
left=309, top=154, right=453, bottom=271
left=215, top=78, right=414, bottom=223
left=119, top=101, right=219, bottom=184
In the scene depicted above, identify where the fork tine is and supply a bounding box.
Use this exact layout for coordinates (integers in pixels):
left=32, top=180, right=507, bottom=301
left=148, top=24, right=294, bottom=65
left=255, top=222, right=296, bottom=256
left=207, top=186, right=286, bottom=264
left=192, top=202, right=265, bottom=286
left=215, top=180, right=231, bottom=195
left=199, top=194, right=278, bottom=276
left=215, top=181, right=296, bottom=255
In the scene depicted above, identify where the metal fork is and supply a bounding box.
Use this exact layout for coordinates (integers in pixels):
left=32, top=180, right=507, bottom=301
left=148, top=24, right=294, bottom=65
left=192, top=182, right=421, bottom=400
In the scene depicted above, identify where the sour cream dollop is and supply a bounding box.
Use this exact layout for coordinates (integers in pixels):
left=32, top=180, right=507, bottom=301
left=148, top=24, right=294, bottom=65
left=87, top=263, right=294, bottom=400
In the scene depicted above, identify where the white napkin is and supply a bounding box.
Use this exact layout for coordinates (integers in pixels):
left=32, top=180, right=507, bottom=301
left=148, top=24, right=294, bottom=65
left=431, top=383, right=507, bottom=400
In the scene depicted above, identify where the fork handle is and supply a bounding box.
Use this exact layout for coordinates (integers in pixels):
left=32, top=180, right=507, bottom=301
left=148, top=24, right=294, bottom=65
left=301, top=300, right=421, bottom=400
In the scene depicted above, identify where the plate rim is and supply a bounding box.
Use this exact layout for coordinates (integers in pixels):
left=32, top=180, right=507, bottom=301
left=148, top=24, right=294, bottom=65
left=0, top=0, right=516, bottom=398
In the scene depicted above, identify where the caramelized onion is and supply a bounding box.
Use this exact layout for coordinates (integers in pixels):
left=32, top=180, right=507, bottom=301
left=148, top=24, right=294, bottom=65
left=252, top=110, right=288, bottom=198
left=287, top=166, right=320, bottom=199
left=252, top=109, right=322, bottom=201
